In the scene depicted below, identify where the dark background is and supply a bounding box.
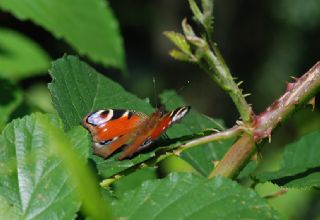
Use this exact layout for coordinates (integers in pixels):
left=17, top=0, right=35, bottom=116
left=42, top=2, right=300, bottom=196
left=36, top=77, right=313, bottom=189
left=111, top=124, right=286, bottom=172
left=1, top=1, right=320, bottom=219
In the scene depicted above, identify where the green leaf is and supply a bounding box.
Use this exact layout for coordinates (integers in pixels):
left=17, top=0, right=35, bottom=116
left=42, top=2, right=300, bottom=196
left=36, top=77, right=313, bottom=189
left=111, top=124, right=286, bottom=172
left=38, top=116, right=113, bottom=219
left=188, top=0, right=204, bottom=24
left=0, top=78, right=22, bottom=130
left=201, top=0, right=214, bottom=35
left=113, top=167, right=157, bottom=197
left=49, top=55, right=155, bottom=178
left=0, top=0, right=125, bottom=70
left=163, top=31, right=191, bottom=55
left=160, top=90, right=233, bottom=176
left=0, top=113, right=85, bottom=219
left=256, top=130, right=320, bottom=188
left=0, top=28, right=50, bottom=80
left=168, top=49, right=191, bottom=62
left=48, top=55, right=152, bottom=130
left=112, top=172, right=283, bottom=220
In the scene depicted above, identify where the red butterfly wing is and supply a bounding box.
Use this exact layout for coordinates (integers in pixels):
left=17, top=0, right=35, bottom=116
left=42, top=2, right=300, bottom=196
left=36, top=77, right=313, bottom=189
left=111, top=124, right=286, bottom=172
left=82, top=109, right=146, bottom=158
left=119, top=106, right=190, bottom=160
left=150, top=106, right=191, bottom=140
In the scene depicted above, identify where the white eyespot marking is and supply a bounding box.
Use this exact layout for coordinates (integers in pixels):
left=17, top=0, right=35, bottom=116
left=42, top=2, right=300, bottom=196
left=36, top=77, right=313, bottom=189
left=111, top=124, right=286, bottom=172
left=87, top=109, right=113, bottom=125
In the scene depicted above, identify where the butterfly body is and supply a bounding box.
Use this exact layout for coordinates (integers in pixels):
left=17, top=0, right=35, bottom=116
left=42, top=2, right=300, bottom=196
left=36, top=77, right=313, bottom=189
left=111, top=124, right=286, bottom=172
left=82, top=106, right=190, bottom=160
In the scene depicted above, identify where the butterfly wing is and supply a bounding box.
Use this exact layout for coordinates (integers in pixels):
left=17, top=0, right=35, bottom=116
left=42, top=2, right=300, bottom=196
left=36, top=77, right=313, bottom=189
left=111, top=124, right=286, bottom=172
left=82, top=109, right=146, bottom=158
left=150, top=106, right=191, bottom=140
left=118, top=106, right=191, bottom=160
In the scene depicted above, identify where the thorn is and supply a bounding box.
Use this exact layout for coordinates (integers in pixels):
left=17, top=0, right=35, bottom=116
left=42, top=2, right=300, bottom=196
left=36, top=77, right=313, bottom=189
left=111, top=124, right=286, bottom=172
left=251, top=153, right=258, bottom=161
left=236, top=120, right=244, bottom=126
left=237, top=81, right=243, bottom=86
left=243, top=93, right=251, bottom=97
left=268, top=134, right=272, bottom=143
left=308, top=97, right=315, bottom=111
left=286, top=82, right=295, bottom=91
left=212, top=160, right=219, bottom=167
left=258, top=151, right=263, bottom=160
left=173, top=150, right=181, bottom=156
left=206, top=128, right=220, bottom=133
left=290, top=76, right=298, bottom=81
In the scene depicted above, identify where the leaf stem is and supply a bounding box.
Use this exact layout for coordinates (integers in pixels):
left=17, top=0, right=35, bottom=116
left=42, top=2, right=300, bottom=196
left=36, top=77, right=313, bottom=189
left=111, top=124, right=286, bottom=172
left=180, top=125, right=243, bottom=151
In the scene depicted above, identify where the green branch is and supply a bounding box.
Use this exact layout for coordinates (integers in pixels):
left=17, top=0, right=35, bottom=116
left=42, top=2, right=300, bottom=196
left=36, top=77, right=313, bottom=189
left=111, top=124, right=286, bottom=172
left=164, top=0, right=253, bottom=123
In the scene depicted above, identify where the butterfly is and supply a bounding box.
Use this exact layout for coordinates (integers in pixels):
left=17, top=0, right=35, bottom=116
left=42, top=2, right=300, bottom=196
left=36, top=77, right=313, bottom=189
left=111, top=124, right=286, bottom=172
left=82, top=106, right=191, bottom=160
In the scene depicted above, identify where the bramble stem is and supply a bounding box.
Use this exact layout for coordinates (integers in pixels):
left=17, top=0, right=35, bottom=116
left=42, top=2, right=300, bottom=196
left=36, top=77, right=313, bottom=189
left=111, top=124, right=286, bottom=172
left=209, top=62, right=320, bottom=178
left=202, top=48, right=253, bottom=123
left=208, top=133, right=254, bottom=178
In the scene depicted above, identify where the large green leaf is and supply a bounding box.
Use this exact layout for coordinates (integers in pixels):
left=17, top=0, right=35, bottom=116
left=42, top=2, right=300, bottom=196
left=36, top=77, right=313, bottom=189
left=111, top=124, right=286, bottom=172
left=160, top=91, right=234, bottom=176
left=113, top=167, right=158, bottom=198
left=0, top=28, right=50, bottom=80
left=0, top=113, right=88, bottom=219
left=49, top=55, right=154, bottom=177
left=257, top=130, right=320, bottom=188
left=0, top=78, right=22, bottom=130
left=48, top=55, right=152, bottom=130
left=48, top=56, right=232, bottom=178
left=38, top=115, right=113, bottom=219
left=0, top=0, right=124, bottom=70
left=112, top=172, right=283, bottom=220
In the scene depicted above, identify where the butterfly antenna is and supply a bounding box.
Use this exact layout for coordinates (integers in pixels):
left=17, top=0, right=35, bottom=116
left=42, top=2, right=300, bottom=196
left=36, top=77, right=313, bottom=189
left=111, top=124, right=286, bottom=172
left=163, top=80, right=191, bottom=108
left=153, top=76, right=158, bottom=108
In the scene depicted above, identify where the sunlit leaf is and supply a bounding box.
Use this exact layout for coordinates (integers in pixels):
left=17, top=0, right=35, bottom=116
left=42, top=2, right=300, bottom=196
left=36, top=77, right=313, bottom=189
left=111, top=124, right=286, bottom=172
left=0, top=113, right=83, bottom=219
left=0, top=113, right=112, bottom=219
left=38, top=116, right=113, bottom=219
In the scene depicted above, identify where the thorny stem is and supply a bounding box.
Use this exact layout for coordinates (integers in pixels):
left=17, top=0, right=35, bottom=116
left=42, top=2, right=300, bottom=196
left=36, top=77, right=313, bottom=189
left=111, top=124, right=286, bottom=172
left=202, top=48, right=253, bottom=123
left=209, top=61, right=320, bottom=178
